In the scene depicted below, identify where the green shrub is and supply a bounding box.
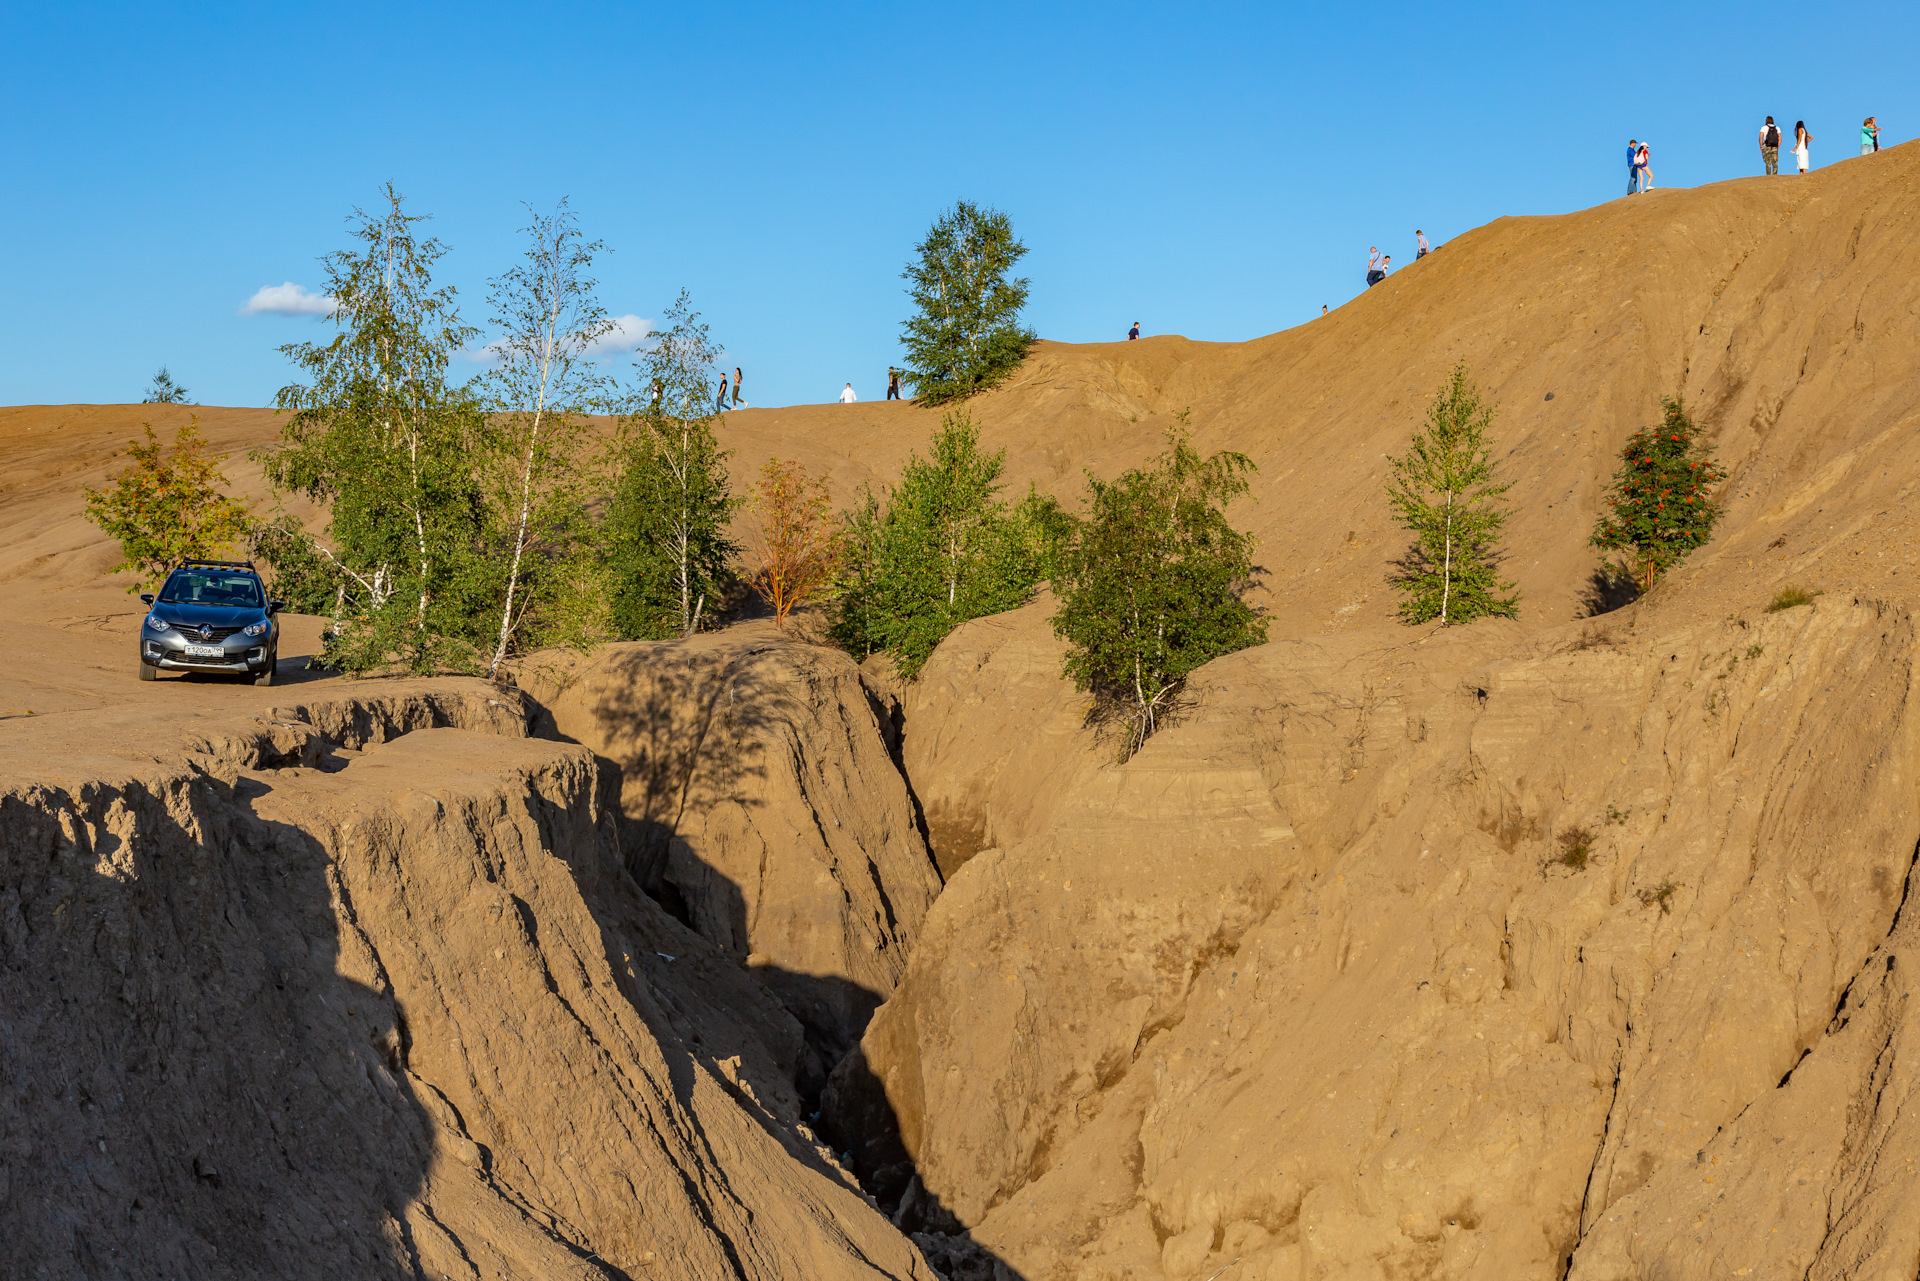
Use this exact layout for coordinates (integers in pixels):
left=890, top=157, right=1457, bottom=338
left=1590, top=398, right=1727, bottom=593
left=83, top=418, right=250, bottom=592
left=1553, top=826, right=1594, bottom=871
left=1767, top=585, right=1819, bottom=612
left=831, top=413, right=1058, bottom=676
left=1051, top=417, right=1267, bottom=758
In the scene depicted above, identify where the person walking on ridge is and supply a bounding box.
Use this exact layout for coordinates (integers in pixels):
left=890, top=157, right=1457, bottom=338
left=1415, top=230, right=1429, bottom=259
left=1760, top=117, right=1782, bottom=175
left=886, top=367, right=901, bottom=400
left=1128, top=321, right=1140, bottom=340
left=1862, top=117, right=1880, bottom=154
left=1794, top=121, right=1812, bottom=173
left=1627, top=139, right=1640, bottom=194
left=1366, top=246, right=1384, bottom=288
left=715, top=375, right=729, bottom=414
left=732, top=367, right=743, bottom=406
left=839, top=382, right=857, bottom=404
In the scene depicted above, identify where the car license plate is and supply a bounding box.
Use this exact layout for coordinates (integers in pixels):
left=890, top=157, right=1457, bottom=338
left=183, top=643, right=225, bottom=657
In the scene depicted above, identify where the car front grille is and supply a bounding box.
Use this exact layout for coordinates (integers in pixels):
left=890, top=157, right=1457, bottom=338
left=170, top=625, right=242, bottom=642
left=165, top=651, right=240, bottom=665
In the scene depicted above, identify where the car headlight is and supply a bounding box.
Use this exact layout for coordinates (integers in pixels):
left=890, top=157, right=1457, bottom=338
left=243, top=619, right=270, bottom=636
left=145, top=615, right=170, bottom=632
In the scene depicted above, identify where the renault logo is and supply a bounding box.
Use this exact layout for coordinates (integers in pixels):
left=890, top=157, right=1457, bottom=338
left=198, top=626, right=213, bottom=642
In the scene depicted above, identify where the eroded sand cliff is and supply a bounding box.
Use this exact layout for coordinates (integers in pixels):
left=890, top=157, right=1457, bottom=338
left=4, top=144, right=1920, bottom=1278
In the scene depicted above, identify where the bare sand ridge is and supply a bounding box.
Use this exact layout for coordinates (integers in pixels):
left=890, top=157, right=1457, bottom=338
left=2, top=143, right=1919, bottom=1278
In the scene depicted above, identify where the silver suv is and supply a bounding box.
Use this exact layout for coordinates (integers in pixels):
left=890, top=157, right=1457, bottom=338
left=138, top=559, right=284, bottom=686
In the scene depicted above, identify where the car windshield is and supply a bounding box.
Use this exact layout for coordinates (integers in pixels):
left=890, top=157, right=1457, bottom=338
left=158, top=569, right=263, bottom=608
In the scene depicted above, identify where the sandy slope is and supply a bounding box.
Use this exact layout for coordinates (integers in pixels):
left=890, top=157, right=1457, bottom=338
left=832, top=144, right=1920, bottom=1280
left=4, top=143, right=1920, bottom=1279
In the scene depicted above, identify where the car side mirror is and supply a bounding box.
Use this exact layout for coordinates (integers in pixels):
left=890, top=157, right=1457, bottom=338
left=269, top=600, right=286, bottom=614
left=140, top=593, right=154, bottom=605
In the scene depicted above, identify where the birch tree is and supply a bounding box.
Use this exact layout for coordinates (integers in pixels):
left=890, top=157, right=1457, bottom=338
left=478, top=201, right=614, bottom=677
left=605, top=292, right=739, bottom=639
left=829, top=412, right=1061, bottom=676
left=1385, top=363, right=1519, bottom=625
left=899, top=201, right=1035, bottom=405
left=265, top=186, right=487, bottom=673
left=1050, top=417, right=1267, bottom=759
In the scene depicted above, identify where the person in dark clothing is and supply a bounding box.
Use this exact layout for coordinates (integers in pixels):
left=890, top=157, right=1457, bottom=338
left=887, top=367, right=902, bottom=400
left=1128, top=322, right=1140, bottom=340
left=715, top=376, right=729, bottom=413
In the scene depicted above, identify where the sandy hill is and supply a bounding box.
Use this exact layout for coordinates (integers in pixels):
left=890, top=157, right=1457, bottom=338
left=1, top=142, right=1918, bottom=1279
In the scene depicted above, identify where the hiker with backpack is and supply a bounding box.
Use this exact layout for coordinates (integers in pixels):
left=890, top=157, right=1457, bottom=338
left=1759, top=117, right=1782, bottom=175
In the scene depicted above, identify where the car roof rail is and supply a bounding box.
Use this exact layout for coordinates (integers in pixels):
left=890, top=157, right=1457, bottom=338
left=178, top=557, right=259, bottom=571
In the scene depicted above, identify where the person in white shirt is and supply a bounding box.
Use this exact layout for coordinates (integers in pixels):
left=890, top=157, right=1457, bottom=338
left=1759, top=117, right=1782, bottom=175
left=839, top=382, right=857, bottom=404
left=1794, top=121, right=1813, bottom=173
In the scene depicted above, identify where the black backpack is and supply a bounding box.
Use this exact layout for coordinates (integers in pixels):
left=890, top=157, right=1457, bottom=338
left=1765, top=125, right=1780, bottom=148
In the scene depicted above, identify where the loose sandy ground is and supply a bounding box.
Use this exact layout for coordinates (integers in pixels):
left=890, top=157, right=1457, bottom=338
left=5, top=143, right=1920, bottom=1280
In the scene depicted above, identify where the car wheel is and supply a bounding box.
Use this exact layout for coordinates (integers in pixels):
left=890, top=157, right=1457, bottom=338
left=254, top=650, right=276, bottom=687
left=139, top=660, right=157, bottom=682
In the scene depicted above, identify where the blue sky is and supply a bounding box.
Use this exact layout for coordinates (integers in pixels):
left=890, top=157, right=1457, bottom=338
left=1, top=2, right=1912, bottom=409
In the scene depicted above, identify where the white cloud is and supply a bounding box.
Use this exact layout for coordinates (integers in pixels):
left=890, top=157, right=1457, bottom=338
left=240, top=282, right=337, bottom=317
left=583, top=314, right=653, bottom=362
left=461, top=313, right=654, bottom=365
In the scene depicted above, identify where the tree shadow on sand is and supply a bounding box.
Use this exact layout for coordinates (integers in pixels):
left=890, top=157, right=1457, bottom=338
left=1578, top=564, right=1641, bottom=617
left=526, top=646, right=1029, bottom=1280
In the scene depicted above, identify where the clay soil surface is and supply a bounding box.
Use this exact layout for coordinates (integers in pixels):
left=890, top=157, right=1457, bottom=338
left=5, top=143, right=1920, bottom=1279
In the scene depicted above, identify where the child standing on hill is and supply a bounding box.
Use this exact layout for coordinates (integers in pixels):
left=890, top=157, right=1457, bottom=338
left=1862, top=118, right=1879, bottom=154
left=1794, top=122, right=1812, bottom=172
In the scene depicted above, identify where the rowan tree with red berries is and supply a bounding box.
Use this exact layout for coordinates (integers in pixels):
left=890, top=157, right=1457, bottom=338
left=1589, top=398, right=1727, bottom=593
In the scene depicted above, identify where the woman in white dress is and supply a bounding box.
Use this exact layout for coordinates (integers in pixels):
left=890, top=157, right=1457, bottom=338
left=1794, top=121, right=1812, bottom=173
